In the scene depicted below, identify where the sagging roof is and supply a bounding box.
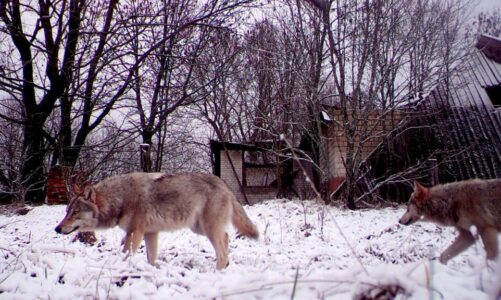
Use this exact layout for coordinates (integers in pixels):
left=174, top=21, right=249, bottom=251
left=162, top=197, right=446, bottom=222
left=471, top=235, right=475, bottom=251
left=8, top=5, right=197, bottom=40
left=210, top=140, right=279, bottom=152
left=419, top=34, right=501, bottom=110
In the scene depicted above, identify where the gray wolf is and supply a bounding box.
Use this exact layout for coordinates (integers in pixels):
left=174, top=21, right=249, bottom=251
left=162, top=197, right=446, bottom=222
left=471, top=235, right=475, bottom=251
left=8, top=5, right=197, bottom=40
left=55, top=172, right=259, bottom=270
left=399, top=179, right=501, bottom=263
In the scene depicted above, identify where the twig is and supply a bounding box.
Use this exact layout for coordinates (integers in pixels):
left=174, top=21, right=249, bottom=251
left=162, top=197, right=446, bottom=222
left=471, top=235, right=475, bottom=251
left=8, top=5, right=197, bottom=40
left=0, top=220, right=20, bottom=230
left=291, top=265, right=300, bottom=300
left=31, top=246, right=77, bottom=255
left=218, top=286, right=273, bottom=298
left=219, top=278, right=357, bottom=298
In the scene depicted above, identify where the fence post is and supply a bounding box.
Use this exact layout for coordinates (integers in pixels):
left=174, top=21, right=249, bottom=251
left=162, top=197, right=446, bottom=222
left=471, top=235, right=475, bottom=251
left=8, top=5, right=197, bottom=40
left=140, top=144, right=152, bottom=172
left=427, top=158, right=438, bottom=185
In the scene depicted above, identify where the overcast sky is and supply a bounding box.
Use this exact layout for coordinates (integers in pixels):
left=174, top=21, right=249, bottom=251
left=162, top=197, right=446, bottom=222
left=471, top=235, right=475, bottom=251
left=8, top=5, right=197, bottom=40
left=475, top=0, right=501, bottom=12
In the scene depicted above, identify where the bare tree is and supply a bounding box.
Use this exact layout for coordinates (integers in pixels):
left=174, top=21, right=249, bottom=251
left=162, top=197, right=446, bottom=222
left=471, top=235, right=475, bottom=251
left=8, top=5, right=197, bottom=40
left=53, top=0, right=124, bottom=169
left=0, top=0, right=142, bottom=201
left=240, top=13, right=326, bottom=138
left=301, top=0, right=470, bottom=208
left=0, top=0, right=86, bottom=202
left=229, top=4, right=330, bottom=195
left=0, top=99, right=23, bottom=199
left=0, top=0, right=253, bottom=202
left=122, top=0, right=253, bottom=172
left=193, top=3, right=329, bottom=193
left=194, top=28, right=247, bottom=142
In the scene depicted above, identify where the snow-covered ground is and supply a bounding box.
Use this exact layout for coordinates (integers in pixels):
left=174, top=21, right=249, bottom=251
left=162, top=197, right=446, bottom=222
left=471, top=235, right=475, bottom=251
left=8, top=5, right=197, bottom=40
left=0, top=199, right=499, bottom=299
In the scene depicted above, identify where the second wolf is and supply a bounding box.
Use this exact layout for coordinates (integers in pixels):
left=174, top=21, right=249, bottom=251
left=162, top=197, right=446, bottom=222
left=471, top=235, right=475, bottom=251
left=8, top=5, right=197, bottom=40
left=399, top=178, right=501, bottom=263
left=55, top=172, right=259, bottom=270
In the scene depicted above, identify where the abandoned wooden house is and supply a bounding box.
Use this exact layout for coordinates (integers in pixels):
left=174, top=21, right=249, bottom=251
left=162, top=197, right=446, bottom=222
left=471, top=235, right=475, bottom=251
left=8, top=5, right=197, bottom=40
left=321, top=109, right=408, bottom=194
left=330, top=34, right=501, bottom=205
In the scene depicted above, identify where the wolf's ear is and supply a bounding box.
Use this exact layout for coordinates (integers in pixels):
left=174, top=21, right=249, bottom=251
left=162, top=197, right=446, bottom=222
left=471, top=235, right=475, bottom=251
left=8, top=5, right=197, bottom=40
left=83, top=186, right=98, bottom=204
left=413, top=181, right=429, bottom=204
left=70, top=173, right=86, bottom=195
left=72, top=183, right=83, bottom=195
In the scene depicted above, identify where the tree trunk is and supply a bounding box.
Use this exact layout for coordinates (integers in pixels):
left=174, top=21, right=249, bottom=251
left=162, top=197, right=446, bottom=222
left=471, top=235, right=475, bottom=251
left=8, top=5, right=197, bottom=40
left=140, top=133, right=153, bottom=172
left=20, top=117, right=47, bottom=203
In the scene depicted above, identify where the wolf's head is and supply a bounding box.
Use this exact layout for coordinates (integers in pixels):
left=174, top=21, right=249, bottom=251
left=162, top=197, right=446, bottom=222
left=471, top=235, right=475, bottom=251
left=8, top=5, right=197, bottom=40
left=55, top=183, right=100, bottom=234
left=399, top=181, right=429, bottom=226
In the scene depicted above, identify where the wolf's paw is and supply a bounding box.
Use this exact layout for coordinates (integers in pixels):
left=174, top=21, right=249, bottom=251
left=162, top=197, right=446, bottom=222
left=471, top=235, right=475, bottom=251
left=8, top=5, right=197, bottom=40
left=438, top=255, right=449, bottom=264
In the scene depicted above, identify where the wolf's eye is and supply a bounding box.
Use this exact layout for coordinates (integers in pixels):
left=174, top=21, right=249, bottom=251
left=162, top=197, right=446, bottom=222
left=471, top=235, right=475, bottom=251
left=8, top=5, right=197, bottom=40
left=71, top=210, right=79, bottom=216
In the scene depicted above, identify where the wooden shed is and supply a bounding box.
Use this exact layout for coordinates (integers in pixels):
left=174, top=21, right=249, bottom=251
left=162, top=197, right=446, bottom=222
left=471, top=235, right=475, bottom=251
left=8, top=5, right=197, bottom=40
left=210, top=140, right=315, bottom=204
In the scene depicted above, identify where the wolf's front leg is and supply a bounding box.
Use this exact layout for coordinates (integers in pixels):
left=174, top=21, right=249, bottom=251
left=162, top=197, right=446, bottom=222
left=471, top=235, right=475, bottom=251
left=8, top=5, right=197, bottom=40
left=122, top=230, right=145, bottom=261
left=129, top=230, right=145, bottom=253
left=122, top=232, right=133, bottom=253
left=439, top=228, right=475, bottom=264
left=144, top=232, right=159, bottom=266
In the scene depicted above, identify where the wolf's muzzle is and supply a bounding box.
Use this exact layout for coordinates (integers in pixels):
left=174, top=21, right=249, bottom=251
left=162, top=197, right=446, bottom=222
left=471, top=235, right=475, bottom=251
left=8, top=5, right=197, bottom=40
left=399, top=218, right=412, bottom=226
left=55, top=225, right=79, bottom=234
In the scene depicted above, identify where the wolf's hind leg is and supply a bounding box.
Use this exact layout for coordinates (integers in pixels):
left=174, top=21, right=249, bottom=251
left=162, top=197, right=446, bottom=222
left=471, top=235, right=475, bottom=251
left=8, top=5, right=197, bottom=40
left=479, top=227, right=498, bottom=260
left=144, top=232, right=159, bottom=265
left=207, top=229, right=230, bottom=270
left=439, top=228, right=475, bottom=264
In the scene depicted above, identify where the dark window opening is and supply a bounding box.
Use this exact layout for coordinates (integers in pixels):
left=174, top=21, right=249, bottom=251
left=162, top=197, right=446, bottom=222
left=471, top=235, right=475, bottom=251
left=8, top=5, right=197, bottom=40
left=243, top=150, right=277, bottom=187
left=486, top=85, right=501, bottom=107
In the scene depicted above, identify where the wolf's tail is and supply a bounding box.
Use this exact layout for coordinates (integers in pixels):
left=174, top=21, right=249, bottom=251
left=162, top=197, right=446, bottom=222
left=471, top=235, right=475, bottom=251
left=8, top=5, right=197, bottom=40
left=231, top=196, right=259, bottom=239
